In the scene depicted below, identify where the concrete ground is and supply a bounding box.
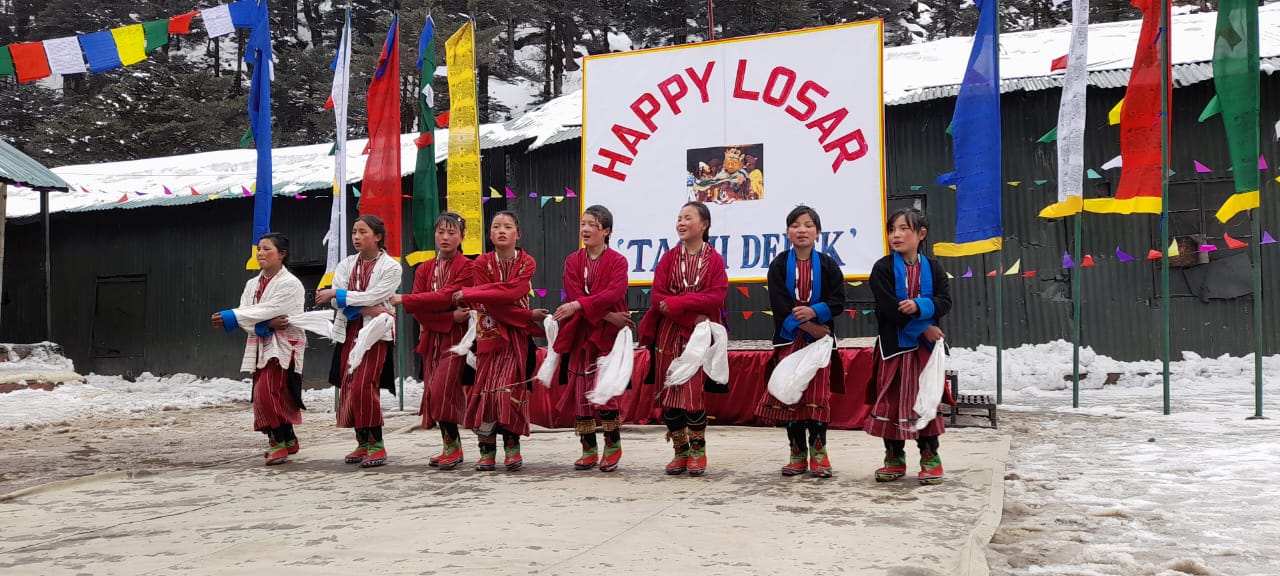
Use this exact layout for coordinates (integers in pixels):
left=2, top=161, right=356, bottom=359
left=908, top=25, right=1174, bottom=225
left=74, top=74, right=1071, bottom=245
left=0, top=425, right=1008, bottom=576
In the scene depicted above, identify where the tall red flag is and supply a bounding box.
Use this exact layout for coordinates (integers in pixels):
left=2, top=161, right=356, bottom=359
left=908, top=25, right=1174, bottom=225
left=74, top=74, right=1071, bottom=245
left=362, top=17, right=403, bottom=257
left=1084, top=0, right=1170, bottom=214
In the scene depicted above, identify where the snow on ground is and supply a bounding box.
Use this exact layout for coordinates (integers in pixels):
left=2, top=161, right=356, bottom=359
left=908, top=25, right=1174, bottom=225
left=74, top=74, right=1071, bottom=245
left=0, top=344, right=80, bottom=385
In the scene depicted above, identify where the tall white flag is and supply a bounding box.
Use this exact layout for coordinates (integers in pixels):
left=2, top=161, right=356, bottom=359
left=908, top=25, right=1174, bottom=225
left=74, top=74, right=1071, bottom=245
left=321, top=8, right=352, bottom=288
left=1040, top=0, right=1089, bottom=218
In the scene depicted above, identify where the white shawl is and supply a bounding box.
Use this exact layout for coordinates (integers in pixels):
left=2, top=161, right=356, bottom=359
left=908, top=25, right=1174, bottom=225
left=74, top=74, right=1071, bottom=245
left=229, top=268, right=307, bottom=374
left=329, top=252, right=403, bottom=343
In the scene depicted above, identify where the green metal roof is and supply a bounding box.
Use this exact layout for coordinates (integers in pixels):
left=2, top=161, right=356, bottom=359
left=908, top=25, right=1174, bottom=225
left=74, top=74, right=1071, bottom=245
left=0, top=138, right=69, bottom=191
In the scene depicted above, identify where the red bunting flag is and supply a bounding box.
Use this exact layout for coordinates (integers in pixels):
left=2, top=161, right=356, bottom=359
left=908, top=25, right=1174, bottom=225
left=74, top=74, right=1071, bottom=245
left=9, top=41, right=51, bottom=83
left=435, top=111, right=450, bottom=127
left=1022, top=270, right=1037, bottom=277
left=414, top=132, right=434, bottom=148
left=1224, top=233, right=1248, bottom=249
left=986, top=269, right=997, bottom=277
left=1147, top=249, right=1162, bottom=260
left=742, top=311, right=754, bottom=320
left=116, top=194, right=128, bottom=204
left=1081, top=254, right=1095, bottom=267
left=190, top=186, right=199, bottom=195
left=169, top=11, right=199, bottom=34
left=737, top=286, right=750, bottom=298
left=1050, top=54, right=1068, bottom=72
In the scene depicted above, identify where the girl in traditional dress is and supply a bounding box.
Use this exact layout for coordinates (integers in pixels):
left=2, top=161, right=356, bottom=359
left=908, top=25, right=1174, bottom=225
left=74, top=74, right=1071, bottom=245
left=638, top=201, right=728, bottom=477
left=391, top=212, right=474, bottom=470
left=867, top=208, right=951, bottom=485
left=316, top=215, right=402, bottom=468
left=755, top=206, right=846, bottom=478
left=453, top=211, right=547, bottom=471
left=552, top=205, right=633, bottom=472
left=212, top=233, right=307, bottom=466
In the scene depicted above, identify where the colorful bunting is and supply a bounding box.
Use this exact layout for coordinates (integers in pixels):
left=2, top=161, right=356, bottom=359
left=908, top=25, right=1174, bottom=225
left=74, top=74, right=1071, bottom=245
left=1004, top=259, right=1021, bottom=276
left=110, top=24, right=147, bottom=66
left=0, top=46, right=14, bottom=77
left=1199, top=243, right=1218, bottom=253
left=986, top=269, right=997, bottom=277
left=489, top=187, right=501, bottom=198
left=169, top=11, right=199, bottom=35
left=79, top=31, right=123, bottom=73
left=190, top=186, right=199, bottom=195
left=737, top=286, right=751, bottom=298
left=1034, top=179, right=1049, bottom=185
left=1167, top=239, right=1180, bottom=257
left=743, top=311, right=754, bottom=320
left=960, top=266, right=973, bottom=278
left=1062, top=251, right=1075, bottom=269
left=1260, top=154, right=1269, bottom=171
left=1262, top=231, right=1276, bottom=245
left=1116, top=247, right=1135, bottom=262
left=1081, top=254, right=1095, bottom=267
left=116, top=194, right=128, bottom=203
left=763, top=311, right=774, bottom=316
left=1210, top=0, right=1261, bottom=223
left=861, top=310, right=874, bottom=316
left=909, top=185, right=923, bottom=191
left=555, top=196, right=565, bottom=203
left=535, top=288, right=548, bottom=297
left=143, top=19, right=171, bottom=52
left=1022, top=271, right=1037, bottom=278
left=1101, top=155, right=1123, bottom=170
left=1147, top=249, right=1162, bottom=260
left=9, top=42, right=51, bottom=83
left=1107, top=99, right=1124, bottom=125
left=1086, top=169, right=1102, bottom=179
left=565, top=187, right=577, bottom=198
left=560, top=289, right=567, bottom=301
left=1224, top=234, right=1248, bottom=249
left=201, top=5, right=235, bottom=38
left=1008, top=181, right=1021, bottom=187
left=641, top=288, right=651, bottom=296
left=528, top=192, right=538, bottom=198
left=1198, top=95, right=1221, bottom=122
left=1194, top=160, right=1213, bottom=173
left=1049, top=54, right=1068, bottom=72
left=163, top=186, right=173, bottom=195
left=1037, top=127, right=1058, bottom=143
left=540, top=196, right=553, bottom=207
left=505, top=187, right=517, bottom=199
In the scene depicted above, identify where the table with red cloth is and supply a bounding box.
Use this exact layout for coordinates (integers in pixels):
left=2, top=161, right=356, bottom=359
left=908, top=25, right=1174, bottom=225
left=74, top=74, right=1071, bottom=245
left=525, top=338, right=876, bottom=430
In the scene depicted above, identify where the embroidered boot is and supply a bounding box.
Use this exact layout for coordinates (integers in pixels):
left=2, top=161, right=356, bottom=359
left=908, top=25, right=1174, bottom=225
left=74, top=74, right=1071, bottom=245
left=918, top=449, right=944, bottom=485
left=686, top=429, right=707, bottom=476
left=475, top=436, right=498, bottom=471
left=344, top=430, right=369, bottom=464
left=665, top=429, right=691, bottom=475
left=361, top=440, right=388, bottom=468
left=503, top=434, right=523, bottom=471
left=265, top=436, right=289, bottom=466
left=781, top=424, right=808, bottom=476
left=438, top=432, right=465, bottom=470
left=574, top=419, right=598, bottom=470
left=599, top=417, right=622, bottom=472
left=875, top=451, right=908, bottom=482
left=429, top=427, right=449, bottom=467
left=809, top=438, right=832, bottom=478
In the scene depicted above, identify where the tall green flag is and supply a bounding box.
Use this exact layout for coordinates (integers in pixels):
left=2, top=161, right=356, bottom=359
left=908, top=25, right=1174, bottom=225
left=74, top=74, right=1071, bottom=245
left=409, top=14, right=440, bottom=265
left=1212, top=0, right=1260, bottom=223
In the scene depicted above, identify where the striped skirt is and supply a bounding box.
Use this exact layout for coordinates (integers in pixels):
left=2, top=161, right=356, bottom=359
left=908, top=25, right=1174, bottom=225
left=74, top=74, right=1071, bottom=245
left=337, top=320, right=388, bottom=429
left=864, top=347, right=945, bottom=440
left=463, top=338, right=530, bottom=436
left=653, top=328, right=705, bottom=412
left=252, top=358, right=302, bottom=432
left=560, top=343, right=620, bottom=419
left=420, top=331, right=468, bottom=427
left=754, top=339, right=832, bottom=423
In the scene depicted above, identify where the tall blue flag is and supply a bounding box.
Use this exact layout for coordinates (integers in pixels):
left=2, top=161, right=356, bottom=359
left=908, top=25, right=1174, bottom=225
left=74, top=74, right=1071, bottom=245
left=935, top=0, right=1002, bottom=257
left=244, top=0, right=272, bottom=269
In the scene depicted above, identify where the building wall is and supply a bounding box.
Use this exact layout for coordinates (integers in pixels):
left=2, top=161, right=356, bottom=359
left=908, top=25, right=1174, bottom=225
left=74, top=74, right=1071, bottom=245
left=5, top=74, right=1280, bottom=381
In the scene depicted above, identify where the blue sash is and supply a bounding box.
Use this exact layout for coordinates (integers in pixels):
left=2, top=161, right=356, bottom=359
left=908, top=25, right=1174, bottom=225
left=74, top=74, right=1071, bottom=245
left=894, top=252, right=936, bottom=350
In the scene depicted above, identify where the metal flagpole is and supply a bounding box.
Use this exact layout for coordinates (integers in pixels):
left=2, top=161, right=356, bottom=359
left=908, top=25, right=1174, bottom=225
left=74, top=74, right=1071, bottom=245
left=1249, top=207, right=1264, bottom=419
left=1072, top=212, right=1082, bottom=408
left=1159, top=0, right=1171, bottom=415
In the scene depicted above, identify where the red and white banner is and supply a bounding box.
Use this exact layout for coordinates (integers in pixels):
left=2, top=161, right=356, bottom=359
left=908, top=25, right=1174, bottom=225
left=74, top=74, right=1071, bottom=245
left=582, top=21, right=886, bottom=283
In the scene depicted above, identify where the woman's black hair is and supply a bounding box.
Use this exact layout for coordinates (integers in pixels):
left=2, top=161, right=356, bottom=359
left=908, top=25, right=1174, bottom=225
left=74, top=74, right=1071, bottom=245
left=886, top=208, right=928, bottom=234
left=355, top=214, right=387, bottom=250
left=435, top=211, right=466, bottom=235
left=492, top=210, right=521, bottom=232
left=682, top=200, right=712, bottom=243
left=786, top=205, right=822, bottom=232
left=259, top=232, right=290, bottom=267
left=583, top=204, right=614, bottom=244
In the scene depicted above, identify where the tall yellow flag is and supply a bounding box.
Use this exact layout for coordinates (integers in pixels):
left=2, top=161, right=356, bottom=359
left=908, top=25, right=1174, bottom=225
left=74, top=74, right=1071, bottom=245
left=445, top=21, right=483, bottom=255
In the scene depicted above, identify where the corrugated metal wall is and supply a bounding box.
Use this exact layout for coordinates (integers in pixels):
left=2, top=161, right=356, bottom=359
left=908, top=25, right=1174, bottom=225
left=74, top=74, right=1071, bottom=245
left=5, top=74, right=1280, bottom=380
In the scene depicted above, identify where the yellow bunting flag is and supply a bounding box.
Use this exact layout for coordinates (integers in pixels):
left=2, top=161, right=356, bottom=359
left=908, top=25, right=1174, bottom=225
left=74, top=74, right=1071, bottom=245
left=1004, top=258, right=1022, bottom=275
left=489, top=187, right=501, bottom=198
left=946, top=272, right=955, bottom=279
left=1108, top=99, right=1124, bottom=125
left=111, top=24, right=147, bottom=66
left=1167, top=239, right=1180, bottom=257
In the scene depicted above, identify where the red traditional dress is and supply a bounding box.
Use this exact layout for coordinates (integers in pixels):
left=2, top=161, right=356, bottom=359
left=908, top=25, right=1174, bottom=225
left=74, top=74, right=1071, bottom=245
left=402, top=254, right=475, bottom=427
left=460, top=250, right=538, bottom=440
left=755, top=259, right=832, bottom=423
left=336, top=257, right=393, bottom=429
left=249, top=274, right=304, bottom=433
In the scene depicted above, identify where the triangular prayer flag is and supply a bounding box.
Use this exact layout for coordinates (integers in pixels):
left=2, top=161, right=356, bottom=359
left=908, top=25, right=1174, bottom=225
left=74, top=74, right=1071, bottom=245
left=1008, top=181, right=1021, bottom=187
left=435, top=111, right=450, bottom=127
left=190, top=186, right=199, bottom=195
left=1086, top=169, right=1102, bottom=179
left=641, top=288, right=650, bottom=295
left=1116, top=247, right=1135, bottom=262
left=482, top=197, right=490, bottom=203
left=540, top=197, right=552, bottom=207
left=110, top=24, right=147, bottom=67
left=909, top=185, right=923, bottom=191
left=763, top=311, right=774, bottom=316
left=1224, top=234, right=1248, bottom=249
left=852, top=281, right=864, bottom=286
left=116, top=194, right=128, bottom=203
left=1101, top=155, right=1123, bottom=171
left=535, top=288, right=548, bottom=297
left=489, top=187, right=501, bottom=198
left=947, top=185, right=957, bottom=190
left=0, top=46, right=14, bottom=77
left=1050, top=54, right=1068, bottom=72
left=242, top=186, right=252, bottom=197
left=1004, top=259, right=1021, bottom=275
left=737, top=286, right=750, bottom=298
left=1262, top=231, right=1276, bottom=245
left=1147, top=249, right=1162, bottom=260
left=1037, top=127, right=1057, bottom=143
left=9, top=42, right=51, bottom=83
left=986, top=269, right=997, bottom=277
left=1035, top=179, right=1049, bottom=185
left=134, top=191, right=146, bottom=196
left=1194, top=160, right=1213, bottom=173
left=79, top=186, right=90, bottom=193
left=1108, top=99, right=1124, bottom=125
left=945, top=120, right=952, bottom=135
left=861, top=309, right=874, bottom=316
left=209, top=194, right=219, bottom=199
left=142, top=19, right=170, bottom=52
left=1167, top=239, right=1179, bottom=257
left=413, top=131, right=433, bottom=148
left=1197, top=95, right=1221, bottom=122
left=163, top=186, right=172, bottom=195
left=1199, top=243, right=1218, bottom=253
left=560, top=289, right=567, bottom=301
left=565, top=187, right=577, bottom=198
left=1022, top=271, right=1036, bottom=277
left=169, top=11, right=199, bottom=35
left=528, top=192, right=538, bottom=198
left=1260, top=154, right=1269, bottom=170
left=555, top=196, right=565, bottom=203
left=1062, top=251, right=1075, bottom=269
left=946, top=272, right=955, bottom=279
left=505, top=187, right=516, bottom=199
left=239, top=127, right=253, bottom=147
left=960, top=266, right=973, bottom=278
left=743, top=311, right=754, bottom=320
left=1168, top=169, right=1177, bottom=176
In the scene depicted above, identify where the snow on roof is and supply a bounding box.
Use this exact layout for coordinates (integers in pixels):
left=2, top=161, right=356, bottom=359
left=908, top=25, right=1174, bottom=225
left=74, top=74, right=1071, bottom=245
left=8, top=5, right=1278, bottom=219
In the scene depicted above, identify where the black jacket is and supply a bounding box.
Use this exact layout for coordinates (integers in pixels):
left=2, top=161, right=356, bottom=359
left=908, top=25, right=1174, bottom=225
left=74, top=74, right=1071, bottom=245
left=768, top=251, right=846, bottom=345
left=870, top=255, right=951, bottom=359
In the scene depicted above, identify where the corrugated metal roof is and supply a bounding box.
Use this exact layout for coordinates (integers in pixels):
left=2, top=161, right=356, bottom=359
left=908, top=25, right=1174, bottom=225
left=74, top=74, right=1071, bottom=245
left=0, top=138, right=69, bottom=191
left=885, top=58, right=1280, bottom=105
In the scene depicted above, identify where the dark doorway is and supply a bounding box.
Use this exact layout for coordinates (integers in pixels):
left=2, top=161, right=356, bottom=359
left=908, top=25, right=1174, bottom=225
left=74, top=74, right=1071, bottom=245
left=91, top=275, right=147, bottom=375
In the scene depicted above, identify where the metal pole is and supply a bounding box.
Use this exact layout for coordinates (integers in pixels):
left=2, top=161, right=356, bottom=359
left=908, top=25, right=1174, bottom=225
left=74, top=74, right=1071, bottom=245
left=1250, top=207, right=1265, bottom=419
left=1072, top=212, right=1082, bottom=408
left=41, top=189, right=52, bottom=341
left=707, top=0, right=715, bottom=40
left=1159, top=0, right=1171, bottom=415
left=0, top=182, right=7, bottom=335
left=996, top=248, right=1003, bottom=404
